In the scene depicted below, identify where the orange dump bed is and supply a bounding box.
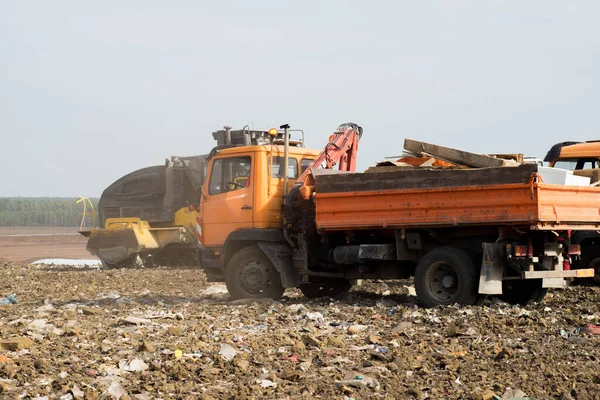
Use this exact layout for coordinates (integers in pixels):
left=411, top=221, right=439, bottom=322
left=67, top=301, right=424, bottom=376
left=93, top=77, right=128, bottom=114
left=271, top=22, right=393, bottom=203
left=311, top=164, right=600, bottom=232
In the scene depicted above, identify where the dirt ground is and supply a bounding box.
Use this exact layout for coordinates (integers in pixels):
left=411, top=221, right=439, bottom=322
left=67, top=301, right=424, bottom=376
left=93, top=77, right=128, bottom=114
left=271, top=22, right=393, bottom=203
left=0, top=228, right=95, bottom=263
left=1, top=260, right=600, bottom=399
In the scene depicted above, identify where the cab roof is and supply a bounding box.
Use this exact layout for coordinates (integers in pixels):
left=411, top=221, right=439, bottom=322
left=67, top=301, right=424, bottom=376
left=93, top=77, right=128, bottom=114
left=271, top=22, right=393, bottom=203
left=545, top=141, right=600, bottom=162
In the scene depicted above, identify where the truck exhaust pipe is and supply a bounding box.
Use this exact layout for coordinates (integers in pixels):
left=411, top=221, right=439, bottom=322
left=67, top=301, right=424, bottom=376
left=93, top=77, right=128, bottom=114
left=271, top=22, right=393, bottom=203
left=281, top=124, right=290, bottom=197
left=224, top=125, right=232, bottom=145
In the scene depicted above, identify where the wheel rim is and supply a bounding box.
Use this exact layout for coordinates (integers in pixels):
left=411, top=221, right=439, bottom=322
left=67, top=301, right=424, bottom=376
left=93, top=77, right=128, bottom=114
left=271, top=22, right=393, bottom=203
left=424, top=261, right=459, bottom=304
left=238, top=260, right=273, bottom=295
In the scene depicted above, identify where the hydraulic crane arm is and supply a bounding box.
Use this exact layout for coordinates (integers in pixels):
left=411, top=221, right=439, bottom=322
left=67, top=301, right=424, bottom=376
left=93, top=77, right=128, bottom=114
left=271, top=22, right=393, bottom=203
left=293, top=122, right=363, bottom=200
left=283, top=122, right=363, bottom=261
left=296, top=122, right=363, bottom=184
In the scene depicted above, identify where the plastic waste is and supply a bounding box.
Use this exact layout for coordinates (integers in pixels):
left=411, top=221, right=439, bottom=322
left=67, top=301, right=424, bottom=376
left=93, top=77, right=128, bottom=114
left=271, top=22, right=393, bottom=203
left=257, top=379, right=277, bottom=388
left=582, top=324, right=600, bottom=335
left=119, top=358, right=149, bottom=372
left=335, top=373, right=380, bottom=390
left=0, top=294, right=17, bottom=305
left=174, top=349, right=183, bottom=360
left=305, top=312, right=324, bottom=322
left=219, top=343, right=237, bottom=361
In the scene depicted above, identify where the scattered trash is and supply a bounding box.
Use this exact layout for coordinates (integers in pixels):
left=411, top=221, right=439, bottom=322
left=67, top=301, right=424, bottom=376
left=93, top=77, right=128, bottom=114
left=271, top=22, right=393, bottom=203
left=202, top=284, right=229, bottom=295
left=122, top=316, right=153, bottom=325
left=335, top=373, right=380, bottom=390
left=0, top=294, right=17, bottom=305
left=257, top=379, right=277, bottom=388
left=71, top=385, right=85, bottom=399
left=558, top=328, right=582, bottom=340
left=0, top=337, right=33, bottom=351
left=305, top=312, right=325, bottom=322
left=502, top=387, right=528, bottom=398
left=347, top=325, right=368, bottom=334
left=1, top=258, right=599, bottom=397
left=404, top=285, right=417, bottom=297
left=373, top=345, right=388, bottom=354
left=102, top=380, right=128, bottom=399
left=118, top=358, right=149, bottom=372
left=219, top=343, right=237, bottom=361
left=582, top=324, right=600, bottom=335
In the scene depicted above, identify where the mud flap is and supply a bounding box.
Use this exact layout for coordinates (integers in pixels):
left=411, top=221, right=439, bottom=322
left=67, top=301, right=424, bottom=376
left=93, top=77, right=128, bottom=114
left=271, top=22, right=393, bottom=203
left=257, top=243, right=300, bottom=288
left=542, top=243, right=566, bottom=288
left=478, top=243, right=505, bottom=295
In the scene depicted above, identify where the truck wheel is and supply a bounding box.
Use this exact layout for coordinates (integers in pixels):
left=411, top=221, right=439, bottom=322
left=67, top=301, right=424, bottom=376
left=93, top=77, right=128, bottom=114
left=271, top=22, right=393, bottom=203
left=579, top=248, right=600, bottom=283
left=497, top=279, right=548, bottom=306
left=300, top=280, right=353, bottom=299
left=225, top=246, right=284, bottom=300
left=414, top=247, right=479, bottom=307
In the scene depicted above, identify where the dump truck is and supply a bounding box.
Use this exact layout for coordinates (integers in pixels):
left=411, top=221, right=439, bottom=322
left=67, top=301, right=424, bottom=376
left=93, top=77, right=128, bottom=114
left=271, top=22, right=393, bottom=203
left=198, top=123, right=598, bottom=306
left=80, top=126, right=306, bottom=268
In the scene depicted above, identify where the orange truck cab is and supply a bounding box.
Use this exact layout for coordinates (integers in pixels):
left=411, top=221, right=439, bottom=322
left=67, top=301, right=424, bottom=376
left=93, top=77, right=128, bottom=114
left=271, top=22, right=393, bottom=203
left=198, top=131, right=318, bottom=284
left=544, top=141, right=600, bottom=170
left=544, top=140, right=600, bottom=281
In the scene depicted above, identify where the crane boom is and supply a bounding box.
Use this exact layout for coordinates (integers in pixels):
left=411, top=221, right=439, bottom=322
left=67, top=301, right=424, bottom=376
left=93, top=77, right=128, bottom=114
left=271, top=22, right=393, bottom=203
left=291, top=122, right=363, bottom=201
left=296, top=122, right=363, bottom=183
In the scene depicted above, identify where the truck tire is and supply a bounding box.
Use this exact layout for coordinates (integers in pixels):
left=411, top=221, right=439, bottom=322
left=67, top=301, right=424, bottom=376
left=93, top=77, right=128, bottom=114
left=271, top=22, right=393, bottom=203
left=497, top=279, right=548, bottom=306
left=414, top=247, right=479, bottom=307
left=579, top=247, right=600, bottom=283
left=225, top=246, right=284, bottom=300
left=300, top=280, right=353, bottom=299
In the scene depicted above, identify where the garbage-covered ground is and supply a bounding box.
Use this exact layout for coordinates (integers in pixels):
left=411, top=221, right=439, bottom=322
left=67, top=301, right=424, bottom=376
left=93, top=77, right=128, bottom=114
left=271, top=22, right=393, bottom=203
left=1, top=262, right=600, bottom=400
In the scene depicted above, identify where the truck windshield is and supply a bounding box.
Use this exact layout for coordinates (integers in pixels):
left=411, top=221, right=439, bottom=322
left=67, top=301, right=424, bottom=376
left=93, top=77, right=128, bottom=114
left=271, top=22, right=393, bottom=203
left=553, top=158, right=599, bottom=170
left=271, top=157, right=298, bottom=179
left=209, top=156, right=251, bottom=195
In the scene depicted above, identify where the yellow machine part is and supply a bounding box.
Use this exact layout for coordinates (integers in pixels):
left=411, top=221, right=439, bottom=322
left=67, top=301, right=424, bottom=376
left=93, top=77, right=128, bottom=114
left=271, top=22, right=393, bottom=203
left=173, top=207, right=199, bottom=228
left=88, top=212, right=199, bottom=265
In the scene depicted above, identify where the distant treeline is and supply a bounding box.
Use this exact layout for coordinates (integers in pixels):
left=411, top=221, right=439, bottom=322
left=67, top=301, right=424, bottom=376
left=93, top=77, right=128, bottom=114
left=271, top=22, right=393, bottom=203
left=0, top=198, right=100, bottom=227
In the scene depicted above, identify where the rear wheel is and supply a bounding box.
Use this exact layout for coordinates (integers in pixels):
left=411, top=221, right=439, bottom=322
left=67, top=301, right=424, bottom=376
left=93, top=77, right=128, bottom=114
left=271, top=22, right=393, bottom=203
left=225, top=246, right=284, bottom=300
left=300, top=280, right=353, bottom=299
left=414, top=247, right=479, bottom=308
left=579, top=248, right=600, bottom=283
left=497, top=279, right=548, bottom=306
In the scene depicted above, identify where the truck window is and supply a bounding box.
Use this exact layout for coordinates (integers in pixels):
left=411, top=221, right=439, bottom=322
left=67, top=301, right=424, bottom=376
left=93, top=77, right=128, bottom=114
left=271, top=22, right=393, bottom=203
left=271, top=157, right=298, bottom=179
left=554, top=158, right=599, bottom=170
left=208, top=156, right=251, bottom=195
left=301, top=158, right=314, bottom=174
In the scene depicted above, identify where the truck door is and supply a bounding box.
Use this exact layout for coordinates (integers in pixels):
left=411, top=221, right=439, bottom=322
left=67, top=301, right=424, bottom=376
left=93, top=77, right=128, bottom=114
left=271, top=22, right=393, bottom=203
left=201, top=154, right=254, bottom=246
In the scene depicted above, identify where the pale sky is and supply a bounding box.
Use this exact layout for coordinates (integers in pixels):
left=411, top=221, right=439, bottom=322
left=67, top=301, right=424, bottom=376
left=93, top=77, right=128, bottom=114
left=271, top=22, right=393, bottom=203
left=1, top=1, right=599, bottom=197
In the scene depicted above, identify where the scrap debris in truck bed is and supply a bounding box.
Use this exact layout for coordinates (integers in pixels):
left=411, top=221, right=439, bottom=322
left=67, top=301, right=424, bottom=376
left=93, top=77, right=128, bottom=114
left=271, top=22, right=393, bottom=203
left=368, top=139, right=523, bottom=173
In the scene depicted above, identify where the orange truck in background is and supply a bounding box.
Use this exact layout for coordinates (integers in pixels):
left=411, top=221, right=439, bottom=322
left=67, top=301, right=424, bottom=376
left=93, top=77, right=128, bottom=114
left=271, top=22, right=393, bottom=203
left=544, top=141, right=600, bottom=281
left=199, top=123, right=598, bottom=307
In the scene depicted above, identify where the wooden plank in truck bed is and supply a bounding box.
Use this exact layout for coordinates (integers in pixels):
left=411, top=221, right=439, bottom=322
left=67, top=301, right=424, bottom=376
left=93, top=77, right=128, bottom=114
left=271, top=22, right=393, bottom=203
left=404, top=139, right=519, bottom=168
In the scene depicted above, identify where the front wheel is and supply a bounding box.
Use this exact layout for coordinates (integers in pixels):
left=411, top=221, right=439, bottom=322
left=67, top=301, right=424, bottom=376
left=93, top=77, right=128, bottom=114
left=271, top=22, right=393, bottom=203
left=414, top=247, right=480, bottom=308
left=300, top=280, right=353, bottom=299
left=225, top=246, right=284, bottom=300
